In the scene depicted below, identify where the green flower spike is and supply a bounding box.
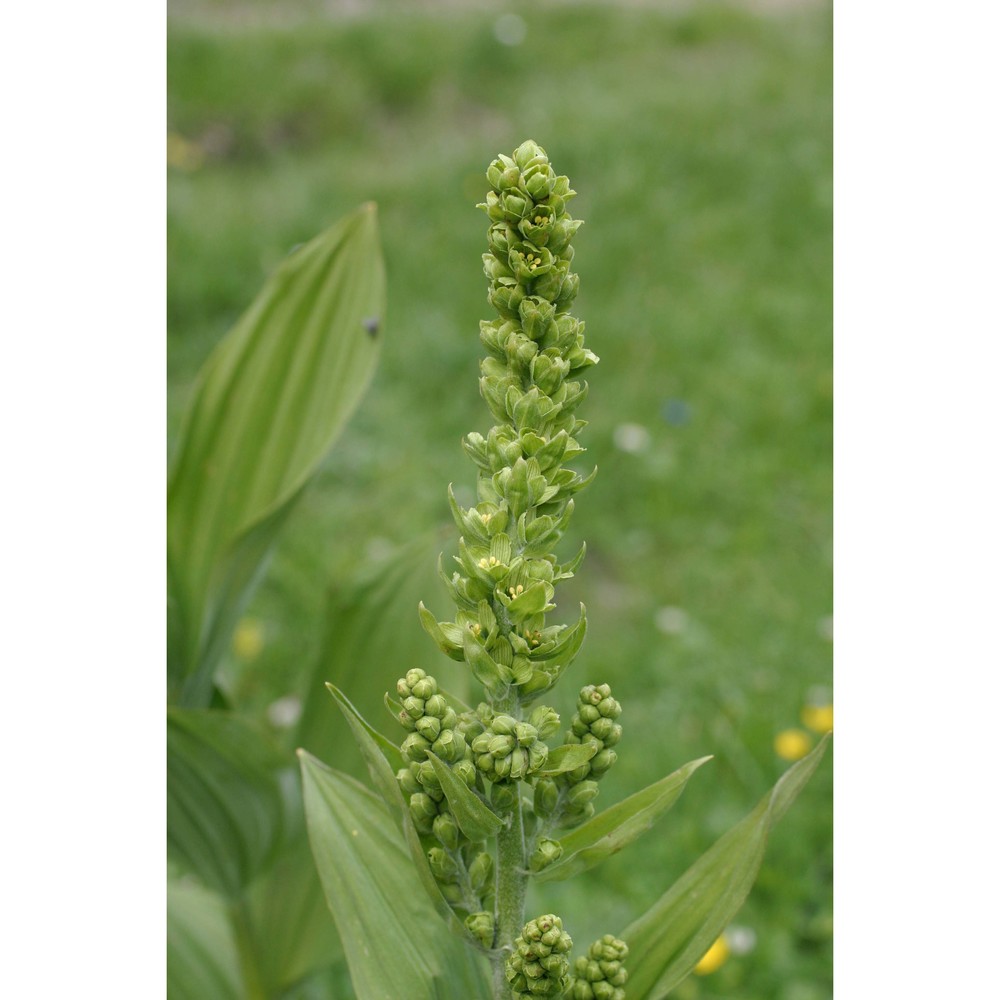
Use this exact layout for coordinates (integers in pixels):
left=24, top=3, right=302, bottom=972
left=568, top=935, right=629, bottom=1000
left=563, top=684, right=622, bottom=784
left=506, top=914, right=574, bottom=998
left=471, top=714, right=549, bottom=782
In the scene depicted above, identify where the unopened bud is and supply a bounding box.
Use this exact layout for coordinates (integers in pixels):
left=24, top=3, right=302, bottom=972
left=466, top=910, right=495, bottom=948
left=529, top=838, right=564, bottom=872
left=432, top=812, right=460, bottom=851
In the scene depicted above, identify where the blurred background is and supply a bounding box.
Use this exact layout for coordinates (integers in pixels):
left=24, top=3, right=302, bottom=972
left=168, top=1, right=832, bottom=997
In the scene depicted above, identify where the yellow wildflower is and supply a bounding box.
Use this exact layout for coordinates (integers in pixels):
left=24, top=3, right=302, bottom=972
left=694, top=935, right=729, bottom=976
left=774, top=728, right=812, bottom=761
left=801, top=703, right=833, bottom=734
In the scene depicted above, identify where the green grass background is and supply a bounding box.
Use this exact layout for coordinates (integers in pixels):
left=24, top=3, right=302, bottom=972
left=168, top=2, right=832, bottom=997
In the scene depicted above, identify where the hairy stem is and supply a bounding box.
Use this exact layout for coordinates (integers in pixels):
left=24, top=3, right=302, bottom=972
left=491, top=791, right=527, bottom=999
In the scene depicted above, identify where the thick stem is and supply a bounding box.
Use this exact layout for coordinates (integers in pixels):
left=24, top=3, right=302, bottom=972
left=491, top=791, right=527, bottom=999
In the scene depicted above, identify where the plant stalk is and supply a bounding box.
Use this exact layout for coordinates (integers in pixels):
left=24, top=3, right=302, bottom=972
left=491, top=791, right=527, bottom=999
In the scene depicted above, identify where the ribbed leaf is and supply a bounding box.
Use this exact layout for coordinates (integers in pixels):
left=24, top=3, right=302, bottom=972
left=166, top=708, right=287, bottom=899
left=537, top=741, right=598, bottom=777
left=623, top=736, right=830, bottom=1000
left=167, top=878, right=242, bottom=1000
left=300, top=753, right=490, bottom=1000
left=425, top=752, right=503, bottom=842
left=168, top=204, right=385, bottom=705
left=536, top=756, right=711, bottom=883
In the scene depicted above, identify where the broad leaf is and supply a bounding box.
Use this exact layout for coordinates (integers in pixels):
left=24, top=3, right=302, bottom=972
left=300, top=753, right=490, bottom=1000
left=537, top=741, right=598, bottom=777
left=623, top=736, right=830, bottom=1000
left=168, top=203, right=385, bottom=705
left=167, top=877, right=242, bottom=1000
left=426, top=752, right=504, bottom=842
left=536, top=756, right=712, bottom=883
left=166, top=708, right=287, bottom=900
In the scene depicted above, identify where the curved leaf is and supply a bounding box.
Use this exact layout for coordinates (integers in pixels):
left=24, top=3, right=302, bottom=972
left=166, top=708, right=287, bottom=899
left=536, top=756, right=712, bottom=883
left=623, top=736, right=830, bottom=1000
left=168, top=203, right=385, bottom=704
left=425, top=752, right=504, bottom=842
left=167, top=878, right=242, bottom=1000
left=537, top=741, right=598, bottom=777
left=300, top=753, right=490, bottom=1000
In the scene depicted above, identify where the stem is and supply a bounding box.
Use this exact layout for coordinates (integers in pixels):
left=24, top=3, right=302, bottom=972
left=229, top=898, right=268, bottom=1000
left=491, top=791, right=527, bottom=999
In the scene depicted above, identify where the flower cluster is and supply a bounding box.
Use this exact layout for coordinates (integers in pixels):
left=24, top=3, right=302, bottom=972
left=420, top=139, right=597, bottom=705
left=505, top=914, right=574, bottom=998
left=568, top=936, right=629, bottom=1000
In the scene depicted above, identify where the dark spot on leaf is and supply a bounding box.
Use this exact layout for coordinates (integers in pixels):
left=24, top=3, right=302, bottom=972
left=363, top=316, right=380, bottom=337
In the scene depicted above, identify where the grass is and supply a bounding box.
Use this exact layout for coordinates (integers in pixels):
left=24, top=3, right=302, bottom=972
left=168, top=2, right=832, bottom=997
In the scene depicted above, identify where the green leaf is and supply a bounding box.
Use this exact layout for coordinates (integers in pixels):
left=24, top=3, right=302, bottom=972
left=623, top=736, right=830, bottom=1000
left=321, top=685, right=478, bottom=943
left=168, top=204, right=385, bottom=705
left=425, top=752, right=504, bottom=842
left=167, top=708, right=287, bottom=899
left=300, top=753, right=490, bottom=1000
left=536, top=741, right=598, bottom=776
left=167, top=877, right=242, bottom=1000
left=535, top=756, right=711, bottom=883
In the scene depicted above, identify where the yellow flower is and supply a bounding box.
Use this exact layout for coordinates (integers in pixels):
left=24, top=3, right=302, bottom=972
left=694, top=935, right=729, bottom=976
left=774, top=728, right=812, bottom=761
left=232, top=618, right=265, bottom=661
left=167, top=132, right=204, bottom=172
left=801, top=703, right=833, bottom=734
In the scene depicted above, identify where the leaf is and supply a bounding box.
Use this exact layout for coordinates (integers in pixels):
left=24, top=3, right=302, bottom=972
left=536, top=741, right=598, bottom=777
left=321, top=685, right=477, bottom=943
left=167, top=203, right=385, bottom=705
left=623, top=736, right=830, bottom=1000
left=425, top=752, right=504, bottom=842
left=535, top=756, right=712, bottom=883
left=166, top=708, right=287, bottom=899
left=531, top=605, right=587, bottom=665
left=300, top=753, right=490, bottom=1000
left=463, top=625, right=510, bottom=690
left=167, top=877, right=242, bottom=1000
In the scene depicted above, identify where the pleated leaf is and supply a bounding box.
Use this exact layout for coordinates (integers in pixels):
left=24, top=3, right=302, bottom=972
left=300, top=753, right=490, bottom=1000
left=535, top=756, right=712, bottom=883
left=168, top=203, right=385, bottom=706
left=623, top=736, right=830, bottom=1000
left=166, top=708, right=287, bottom=899
left=167, top=877, right=242, bottom=1000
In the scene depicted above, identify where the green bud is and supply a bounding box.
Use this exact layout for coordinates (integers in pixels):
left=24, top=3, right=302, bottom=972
left=415, top=715, right=441, bottom=741
left=569, top=936, right=628, bottom=1000
left=468, top=850, right=494, bottom=890
left=466, top=910, right=495, bottom=948
left=590, top=749, right=617, bottom=776
left=507, top=914, right=573, bottom=999
left=567, top=780, right=599, bottom=807
left=432, top=727, right=466, bottom=763
left=529, top=838, right=564, bottom=872
left=513, top=721, right=538, bottom=745
left=490, top=781, right=518, bottom=812
left=529, top=706, right=561, bottom=740
left=423, top=693, right=448, bottom=718
left=396, top=765, right=421, bottom=797
left=453, top=758, right=477, bottom=789
left=512, top=139, right=546, bottom=170
left=432, top=812, right=460, bottom=851
left=487, top=153, right=520, bottom=192
left=534, top=777, right=559, bottom=817
left=401, top=732, right=431, bottom=762
left=409, top=792, right=439, bottom=834
left=403, top=696, right=425, bottom=720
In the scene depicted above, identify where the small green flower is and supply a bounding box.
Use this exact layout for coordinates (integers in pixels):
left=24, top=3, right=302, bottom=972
left=529, top=837, right=564, bottom=873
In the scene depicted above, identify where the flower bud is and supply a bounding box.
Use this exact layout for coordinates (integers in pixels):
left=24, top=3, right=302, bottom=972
left=468, top=850, right=494, bottom=890
left=491, top=781, right=518, bottom=812
left=453, top=758, right=477, bottom=789
left=529, top=706, right=561, bottom=740
left=401, top=732, right=431, bottom=762
left=432, top=812, right=460, bottom=851
left=590, top=749, right=617, bottom=777
left=466, top=910, right=495, bottom=949
left=487, top=153, right=520, bottom=193
left=569, top=936, right=628, bottom=1000
left=415, top=715, right=442, bottom=741
left=409, top=792, right=439, bottom=834
left=534, top=777, right=559, bottom=818
left=423, top=693, right=449, bottom=718
left=529, top=838, right=564, bottom=873
left=512, top=139, right=546, bottom=170
left=396, top=764, right=421, bottom=797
